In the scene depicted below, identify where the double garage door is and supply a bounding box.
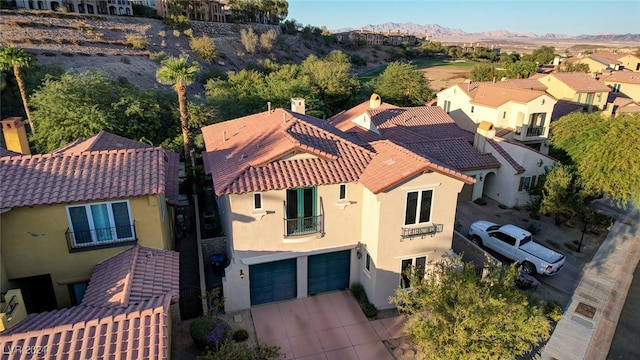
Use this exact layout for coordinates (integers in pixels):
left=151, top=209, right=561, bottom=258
left=249, top=250, right=350, bottom=306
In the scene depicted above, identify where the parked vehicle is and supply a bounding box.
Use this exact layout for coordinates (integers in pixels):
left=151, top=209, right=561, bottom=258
left=468, top=220, right=565, bottom=275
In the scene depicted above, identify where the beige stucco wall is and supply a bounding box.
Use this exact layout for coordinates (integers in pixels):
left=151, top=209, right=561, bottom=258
left=618, top=55, right=640, bottom=72
left=539, top=75, right=608, bottom=110
left=0, top=195, right=172, bottom=309
left=604, top=80, right=640, bottom=103
left=576, top=58, right=609, bottom=73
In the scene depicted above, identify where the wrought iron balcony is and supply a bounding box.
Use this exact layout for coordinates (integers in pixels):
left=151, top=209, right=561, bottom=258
left=515, top=126, right=546, bottom=138
left=401, top=224, right=444, bottom=240
left=284, top=215, right=324, bottom=237
left=65, top=223, right=137, bottom=253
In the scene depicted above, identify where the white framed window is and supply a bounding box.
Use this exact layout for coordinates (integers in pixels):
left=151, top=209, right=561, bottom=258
left=404, top=190, right=433, bottom=226
left=443, top=100, right=451, bottom=113
left=612, top=83, right=621, bottom=93
left=253, top=192, right=263, bottom=210
left=338, top=184, right=347, bottom=201
left=400, top=256, right=427, bottom=289
left=66, top=200, right=134, bottom=247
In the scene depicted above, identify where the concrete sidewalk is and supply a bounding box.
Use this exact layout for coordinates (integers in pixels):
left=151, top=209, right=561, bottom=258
left=541, top=200, right=640, bottom=360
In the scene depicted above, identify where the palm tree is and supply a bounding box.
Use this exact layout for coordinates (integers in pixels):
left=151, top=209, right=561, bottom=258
left=0, top=47, right=36, bottom=135
left=156, top=56, right=200, bottom=157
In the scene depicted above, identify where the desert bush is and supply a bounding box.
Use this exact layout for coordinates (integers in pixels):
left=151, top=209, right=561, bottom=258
left=544, top=301, right=563, bottom=323
left=190, top=35, right=217, bottom=62
left=362, top=303, right=378, bottom=318
left=184, top=28, right=194, bottom=38
left=232, top=329, right=249, bottom=342
left=125, top=34, right=147, bottom=50
left=350, top=53, right=367, bottom=67
left=198, top=66, right=227, bottom=84
left=240, top=28, right=258, bottom=54
left=173, top=29, right=181, bottom=38
left=350, top=283, right=366, bottom=303
left=350, top=283, right=378, bottom=318
left=190, top=316, right=231, bottom=350
left=158, top=30, right=166, bottom=38
left=149, top=51, right=168, bottom=63
left=259, top=29, right=277, bottom=52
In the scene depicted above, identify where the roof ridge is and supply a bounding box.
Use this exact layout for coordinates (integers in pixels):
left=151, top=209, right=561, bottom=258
left=121, top=245, right=140, bottom=307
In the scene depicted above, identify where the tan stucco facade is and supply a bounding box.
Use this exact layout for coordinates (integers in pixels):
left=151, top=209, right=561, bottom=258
left=0, top=195, right=174, bottom=309
left=617, top=55, right=640, bottom=72
left=219, top=172, right=465, bottom=311
left=575, top=58, right=611, bottom=73
left=604, top=80, right=640, bottom=103
left=538, top=75, right=608, bottom=111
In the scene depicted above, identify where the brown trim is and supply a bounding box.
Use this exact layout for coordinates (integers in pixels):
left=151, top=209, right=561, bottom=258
left=518, top=177, right=524, bottom=191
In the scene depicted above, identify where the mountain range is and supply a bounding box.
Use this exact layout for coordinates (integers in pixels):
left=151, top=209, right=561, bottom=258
left=332, top=22, right=640, bottom=42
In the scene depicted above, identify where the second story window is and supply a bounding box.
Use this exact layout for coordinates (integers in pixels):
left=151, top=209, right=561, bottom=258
left=66, top=201, right=135, bottom=247
left=253, top=193, right=263, bottom=210
left=339, top=184, right=347, bottom=201
left=443, top=100, right=451, bottom=113
left=404, top=190, right=433, bottom=226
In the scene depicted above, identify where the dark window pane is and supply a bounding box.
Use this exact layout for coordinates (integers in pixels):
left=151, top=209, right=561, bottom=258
left=416, top=257, right=426, bottom=279
left=69, top=206, right=91, bottom=244
left=419, top=190, right=432, bottom=223
left=303, top=188, right=314, bottom=218
left=401, top=259, right=413, bottom=288
left=404, top=192, right=418, bottom=225
left=111, top=202, right=132, bottom=239
left=365, top=254, right=370, bottom=271
left=339, top=184, right=346, bottom=200
left=254, top=193, right=262, bottom=209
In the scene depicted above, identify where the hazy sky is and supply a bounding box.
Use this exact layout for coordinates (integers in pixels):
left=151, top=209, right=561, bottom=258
left=287, top=0, right=640, bottom=36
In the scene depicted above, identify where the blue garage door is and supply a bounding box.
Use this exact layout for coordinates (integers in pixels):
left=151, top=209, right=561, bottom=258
left=308, top=250, right=351, bottom=295
left=250, top=258, right=297, bottom=306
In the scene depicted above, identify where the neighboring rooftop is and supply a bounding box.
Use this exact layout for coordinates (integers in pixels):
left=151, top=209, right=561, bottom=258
left=540, top=73, right=611, bottom=92
left=0, top=132, right=180, bottom=210
left=600, top=71, right=640, bottom=85
left=467, top=82, right=550, bottom=108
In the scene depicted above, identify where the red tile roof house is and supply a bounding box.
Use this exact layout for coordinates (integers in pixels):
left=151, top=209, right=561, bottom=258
left=201, top=98, right=475, bottom=311
left=0, top=131, right=180, bottom=314
left=435, top=79, right=557, bottom=155
left=0, top=245, right=180, bottom=360
left=331, top=95, right=556, bottom=209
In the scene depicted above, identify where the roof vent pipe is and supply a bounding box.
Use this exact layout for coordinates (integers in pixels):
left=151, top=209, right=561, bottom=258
left=267, top=101, right=271, bottom=114
left=222, top=131, right=227, bottom=142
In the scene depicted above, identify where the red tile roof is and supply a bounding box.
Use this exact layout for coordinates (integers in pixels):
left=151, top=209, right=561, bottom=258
left=0, top=148, right=21, bottom=157
left=405, top=139, right=501, bottom=171
left=488, top=139, right=526, bottom=174
left=601, top=71, right=640, bottom=85
left=496, top=79, right=549, bottom=91
left=202, top=108, right=473, bottom=195
left=589, top=51, right=623, bottom=65
left=82, top=245, right=180, bottom=308
left=328, top=100, right=396, bottom=131
left=0, top=295, right=171, bottom=360
left=52, top=131, right=153, bottom=154
left=542, top=73, right=611, bottom=92
left=468, top=82, right=549, bottom=108
left=0, top=146, right=178, bottom=210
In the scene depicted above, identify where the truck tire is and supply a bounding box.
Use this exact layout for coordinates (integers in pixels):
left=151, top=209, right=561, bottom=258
left=521, top=261, right=536, bottom=275
left=470, top=235, right=482, bottom=247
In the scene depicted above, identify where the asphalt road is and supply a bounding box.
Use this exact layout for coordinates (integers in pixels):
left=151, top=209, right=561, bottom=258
left=607, top=260, right=640, bottom=359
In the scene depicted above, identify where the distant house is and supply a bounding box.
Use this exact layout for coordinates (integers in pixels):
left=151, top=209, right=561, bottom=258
left=617, top=54, right=640, bottom=72
left=600, top=71, right=640, bottom=102
left=155, top=0, right=227, bottom=22
left=201, top=99, right=473, bottom=311
left=334, top=29, right=421, bottom=46
left=436, top=80, right=557, bottom=153
left=15, top=0, right=133, bottom=16
left=536, top=72, right=610, bottom=112
left=574, top=51, right=640, bottom=73
left=0, top=126, right=179, bottom=312
left=0, top=245, right=179, bottom=359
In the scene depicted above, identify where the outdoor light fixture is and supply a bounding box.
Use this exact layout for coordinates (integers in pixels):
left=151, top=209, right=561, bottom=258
left=479, top=175, right=484, bottom=181
left=537, top=159, right=544, bottom=167
left=240, top=269, right=245, bottom=279
left=355, top=243, right=363, bottom=259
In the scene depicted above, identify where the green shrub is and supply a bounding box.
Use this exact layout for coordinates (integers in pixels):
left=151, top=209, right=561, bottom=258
left=125, top=34, right=147, bottom=50
left=184, top=28, right=194, bottom=38
left=350, top=283, right=366, bottom=303
left=190, top=316, right=231, bottom=350
left=190, top=35, right=217, bottom=62
left=544, top=301, right=563, bottom=323
left=232, top=329, right=249, bottom=342
left=149, top=51, right=168, bottom=63
left=173, top=29, right=181, bottom=38
left=362, top=303, right=378, bottom=318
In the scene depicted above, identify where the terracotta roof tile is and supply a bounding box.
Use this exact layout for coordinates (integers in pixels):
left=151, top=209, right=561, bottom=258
left=496, top=79, right=549, bottom=91
left=551, top=99, right=585, bottom=120
left=488, top=138, right=526, bottom=174
left=618, top=105, right=640, bottom=113
left=328, top=100, right=396, bottom=131
left=600, top=71, right=640, bottom=85
left=405, top=139, right=501, bottom=171
left=82, top=245, right=180, bottom=308
left=455, top=82, right=550, bottom=108
left=0, top=146, right=178, bottom=209
left=0, top=295, right=171, bottom=360
left=0, top=148, right=21, bottom=157
left=543, top=73, right=611, bottom=92
left=589, top=51, right=623, bottom=65
left=54, top=131, right=154, bottom=153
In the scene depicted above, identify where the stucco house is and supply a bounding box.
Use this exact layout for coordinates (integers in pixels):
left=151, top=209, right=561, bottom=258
left=436, top=80, right=557, bottom=153
left=15, top=0, right=133, bottom=15
left=535, top=73, right=610, bottom=113
left=0, top=245, right=179, bottom=359
left=600, top=71, right=640, bottom=103
left=0, top=128, right=179, bottom=312
left=201, top=100, right=474, bottom=311
left=574, top=51, right=640, bottom=73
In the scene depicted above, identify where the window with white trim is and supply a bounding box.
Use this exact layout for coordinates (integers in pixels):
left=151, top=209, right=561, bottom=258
left=67, top=201, right=134, bottom=246
left=443, top=100, right=451, bottom=113
left=338, top=184, right=347, bottom=201
left=404, top=190, right=433, bottom=226
left=253, top=193, right=263, bottom=210
left=400, top=256, right=427, bottom=288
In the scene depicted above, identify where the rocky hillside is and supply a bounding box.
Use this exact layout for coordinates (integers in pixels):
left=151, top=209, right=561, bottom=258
left=0, top=10, right=391, bottom=91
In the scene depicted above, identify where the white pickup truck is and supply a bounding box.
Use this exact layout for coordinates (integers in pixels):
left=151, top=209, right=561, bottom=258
left=468, top=221, right=566, bottom=275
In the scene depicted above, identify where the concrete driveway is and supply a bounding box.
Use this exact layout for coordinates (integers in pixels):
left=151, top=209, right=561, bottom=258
left=251, top=290, right=406, bottom=360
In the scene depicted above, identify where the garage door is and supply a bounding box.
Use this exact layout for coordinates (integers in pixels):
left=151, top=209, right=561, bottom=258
left=250, top=258, right=297, bottom=306
left=308, top=250, right=350, bottom=295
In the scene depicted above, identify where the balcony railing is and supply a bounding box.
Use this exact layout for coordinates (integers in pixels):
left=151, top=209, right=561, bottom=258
left=401, top=224, right=444, bottom=240
left=284, top=215, right=324, bottom=237
left=65, top=223, right=137, bottom=253
left=515, top=126, right=546, bottom=138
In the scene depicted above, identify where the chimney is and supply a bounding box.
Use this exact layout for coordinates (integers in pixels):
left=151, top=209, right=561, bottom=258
left=291, top=98, right=305, bottom=115
left=473, top=121, right=495, bottom=154
left=369, top=93, right=382, bottom=109
left=1, top=117, right=31, bottom=155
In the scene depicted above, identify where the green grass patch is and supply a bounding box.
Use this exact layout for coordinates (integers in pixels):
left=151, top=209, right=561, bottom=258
left=358, top=65, right=388, bottom=84
left=411, top=58, right=480, bottom=69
